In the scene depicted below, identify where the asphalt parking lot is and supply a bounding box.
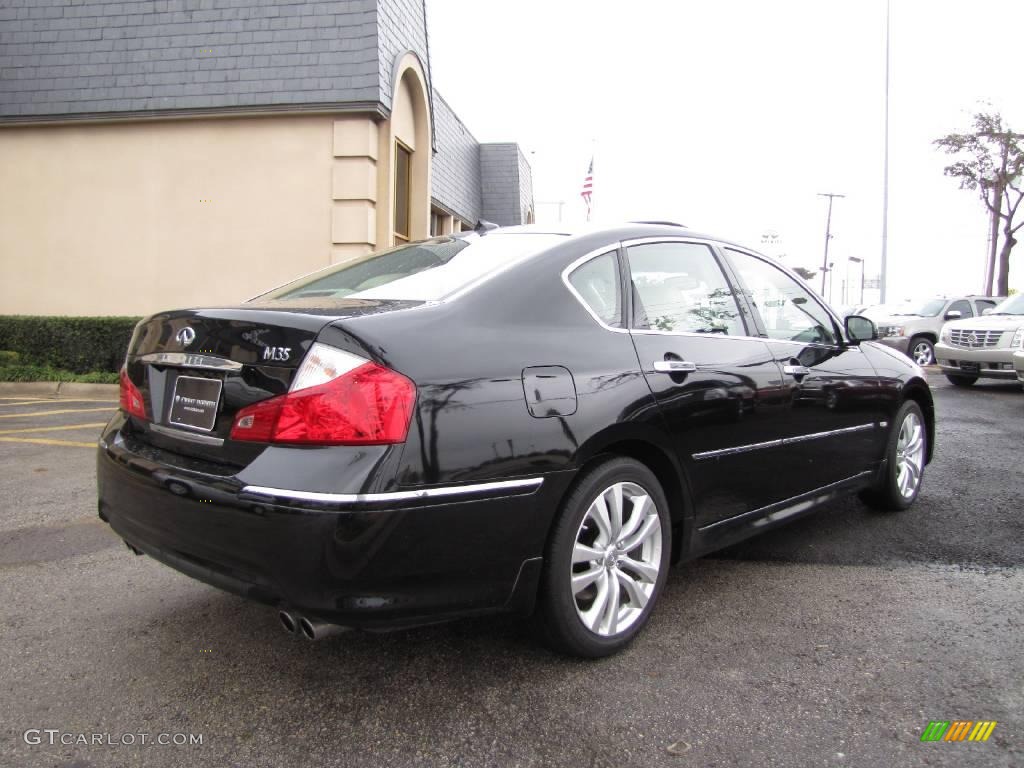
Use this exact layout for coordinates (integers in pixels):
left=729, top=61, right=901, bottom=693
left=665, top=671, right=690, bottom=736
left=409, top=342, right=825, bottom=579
left=1, top=376, right=1021, bottom=768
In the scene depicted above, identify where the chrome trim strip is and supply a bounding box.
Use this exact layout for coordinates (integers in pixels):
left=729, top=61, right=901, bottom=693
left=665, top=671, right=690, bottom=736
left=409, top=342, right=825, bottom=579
left=693, top=438, right=784, bottom=461
left=139, top=352, right=244, bottom=372
left=240, top=477, right=545, bottom=506
left=693, top=423, right=877, bottom=460
left=783, top=423, right=876, bottom=445
left=150, top=423, right=225, bottom=447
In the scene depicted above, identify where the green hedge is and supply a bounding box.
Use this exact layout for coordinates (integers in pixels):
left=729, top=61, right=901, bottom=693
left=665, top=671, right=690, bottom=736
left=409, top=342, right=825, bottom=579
left=0, top=364, right=119, bottom=384
left=0, top=316, right=141, bottom=374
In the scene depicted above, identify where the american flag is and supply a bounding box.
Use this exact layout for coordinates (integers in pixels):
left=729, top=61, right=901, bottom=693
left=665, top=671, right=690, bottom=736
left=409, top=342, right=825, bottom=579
left=580, top=157, right=593, bottom=220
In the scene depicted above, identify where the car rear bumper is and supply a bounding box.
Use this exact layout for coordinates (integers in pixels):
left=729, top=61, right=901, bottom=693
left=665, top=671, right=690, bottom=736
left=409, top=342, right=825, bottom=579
left=97, top=423, right=569, bottom=629
left=934, top=342, right=1019, bottom=379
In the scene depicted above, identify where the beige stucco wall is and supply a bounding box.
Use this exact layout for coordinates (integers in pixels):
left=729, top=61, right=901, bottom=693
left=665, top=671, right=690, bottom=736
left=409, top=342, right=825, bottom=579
left=0, top=115, right=337, bottom=317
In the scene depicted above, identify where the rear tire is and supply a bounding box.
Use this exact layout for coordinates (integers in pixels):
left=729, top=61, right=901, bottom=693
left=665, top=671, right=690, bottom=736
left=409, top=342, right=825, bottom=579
left=909, top=336, right=935, bottom=366
left=537, top=457, right=671, bottom=658
left=859, top=400, right=927, bottom=511
left=945, top=374, right=978, bottom=387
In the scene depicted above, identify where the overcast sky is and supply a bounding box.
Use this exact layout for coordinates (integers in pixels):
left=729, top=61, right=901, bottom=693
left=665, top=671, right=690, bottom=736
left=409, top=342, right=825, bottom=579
left=426, top=0, right=1024, bottom=305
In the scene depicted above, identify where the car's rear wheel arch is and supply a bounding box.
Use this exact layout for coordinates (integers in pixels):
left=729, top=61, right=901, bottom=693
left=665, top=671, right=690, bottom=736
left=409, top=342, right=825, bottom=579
left=554, top=438, right=690, bottom=564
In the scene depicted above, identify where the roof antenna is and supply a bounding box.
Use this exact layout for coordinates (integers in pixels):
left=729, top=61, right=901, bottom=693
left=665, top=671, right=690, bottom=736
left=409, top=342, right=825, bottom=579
left=474, top=219, right=499, bottom=234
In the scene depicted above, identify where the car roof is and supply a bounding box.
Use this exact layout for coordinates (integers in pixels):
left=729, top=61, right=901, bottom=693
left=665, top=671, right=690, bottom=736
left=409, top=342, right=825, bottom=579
left=481, top=222, right=757, bottom=253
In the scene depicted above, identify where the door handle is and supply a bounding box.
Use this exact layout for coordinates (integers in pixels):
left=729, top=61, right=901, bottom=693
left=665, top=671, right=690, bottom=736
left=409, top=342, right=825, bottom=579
left=653, top=360, right=697, bottom=373
left=783, top=364, right=810, bottom=376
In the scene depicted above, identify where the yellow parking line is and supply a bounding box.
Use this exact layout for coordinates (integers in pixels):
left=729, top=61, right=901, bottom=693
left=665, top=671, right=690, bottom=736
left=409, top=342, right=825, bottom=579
left=0, top=436, right=96, bottom=448
left=0, top=398, right=118, bottom=407
left=0, top=422, right=107, bottom=436
left=0, top=407, right=114, bottom=419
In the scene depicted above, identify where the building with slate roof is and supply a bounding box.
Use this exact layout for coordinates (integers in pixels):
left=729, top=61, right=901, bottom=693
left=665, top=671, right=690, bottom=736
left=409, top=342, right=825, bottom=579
left=0, top=0, right=534, bottom=315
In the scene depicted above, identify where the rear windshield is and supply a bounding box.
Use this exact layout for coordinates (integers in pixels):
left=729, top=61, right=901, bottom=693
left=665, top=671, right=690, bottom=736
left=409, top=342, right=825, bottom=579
left=256, top=233, right=565, bottom=303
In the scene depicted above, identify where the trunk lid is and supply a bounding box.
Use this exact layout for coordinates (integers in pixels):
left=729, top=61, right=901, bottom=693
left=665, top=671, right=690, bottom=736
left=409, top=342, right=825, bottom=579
left=123, top=299, right=422, bottom=467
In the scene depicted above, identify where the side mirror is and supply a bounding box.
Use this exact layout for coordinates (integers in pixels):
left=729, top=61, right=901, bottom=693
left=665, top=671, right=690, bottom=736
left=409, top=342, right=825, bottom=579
left=944, top=310, right=962, bottom=320
left=982, top=307, right=994, bottom=316
left=845, top=314, right=877, bottom=343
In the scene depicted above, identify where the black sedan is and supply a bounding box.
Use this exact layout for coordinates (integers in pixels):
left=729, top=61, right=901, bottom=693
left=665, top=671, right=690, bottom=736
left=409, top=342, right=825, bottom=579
left=97, top=222, right=934, bottom=657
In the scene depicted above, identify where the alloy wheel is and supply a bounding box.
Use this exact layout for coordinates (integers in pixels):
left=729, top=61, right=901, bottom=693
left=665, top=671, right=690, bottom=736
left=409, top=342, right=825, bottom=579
left=895, top=411, right=925, bottom=499
left=911, top=341, right=934, bottom=366
left=570, top=482, right=662, bottom=636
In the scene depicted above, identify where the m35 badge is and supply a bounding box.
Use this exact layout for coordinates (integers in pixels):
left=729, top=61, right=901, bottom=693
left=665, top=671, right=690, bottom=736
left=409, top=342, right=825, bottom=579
left=262, top=346, right=291, bottom=362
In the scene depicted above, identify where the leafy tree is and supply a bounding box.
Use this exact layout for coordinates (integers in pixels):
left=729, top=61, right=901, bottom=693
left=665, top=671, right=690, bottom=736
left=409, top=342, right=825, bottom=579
left=934, top=112, right=1024, bottom=296
left=791, top=266, right=817, bottom=282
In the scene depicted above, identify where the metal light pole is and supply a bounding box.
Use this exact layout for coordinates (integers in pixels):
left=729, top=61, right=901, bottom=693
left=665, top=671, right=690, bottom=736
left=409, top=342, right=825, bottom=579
left=818, top=193, right=845, bottom=297
left=880, top=0, right=891, bottom=303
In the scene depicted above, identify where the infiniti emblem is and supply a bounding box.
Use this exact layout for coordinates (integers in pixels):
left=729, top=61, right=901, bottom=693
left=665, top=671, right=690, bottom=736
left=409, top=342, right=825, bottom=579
left=176, top=326, right=196, bottom=347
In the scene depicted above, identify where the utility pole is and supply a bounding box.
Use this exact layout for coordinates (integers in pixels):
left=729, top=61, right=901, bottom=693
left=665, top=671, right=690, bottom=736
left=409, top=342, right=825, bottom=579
left=880, top=0, right=891, bottom=303
left=818, top=193, right=845, bottom=297
left=849, top=256, right=864, bottom=305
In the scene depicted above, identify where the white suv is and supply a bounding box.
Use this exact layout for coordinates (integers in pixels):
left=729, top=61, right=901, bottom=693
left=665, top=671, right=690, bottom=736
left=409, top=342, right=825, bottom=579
left=875, top=296, right=1002, bottom=366
left=934, top=294, right=1024, bottom=387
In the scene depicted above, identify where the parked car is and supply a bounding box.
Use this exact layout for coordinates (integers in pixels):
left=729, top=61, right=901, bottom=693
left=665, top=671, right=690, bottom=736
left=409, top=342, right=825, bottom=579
left=1014, top=348, right=1024, bottom=385
left=934, top=293, right=1024, bottom=387
left=874, top=296, right=1003, bottom=366
left=97, top=223, right=934, bottom=657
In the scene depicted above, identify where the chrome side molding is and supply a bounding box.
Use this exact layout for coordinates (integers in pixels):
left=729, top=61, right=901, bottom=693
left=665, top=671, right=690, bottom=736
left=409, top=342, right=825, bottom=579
left=694, top=423, right=877, bottom=461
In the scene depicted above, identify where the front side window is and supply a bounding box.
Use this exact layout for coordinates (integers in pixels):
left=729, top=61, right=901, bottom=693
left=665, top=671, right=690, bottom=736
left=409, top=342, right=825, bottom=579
left=256, top=233, right=565, bottom=303
left=626, top=242, right=745, bottom=335
left=948, top=299, right=973, bottom=318
left=568, top=251, right=623, bottom=328
left=725, top=248, right=840, bottom=346
left=394, top=142, right=412, bottom=243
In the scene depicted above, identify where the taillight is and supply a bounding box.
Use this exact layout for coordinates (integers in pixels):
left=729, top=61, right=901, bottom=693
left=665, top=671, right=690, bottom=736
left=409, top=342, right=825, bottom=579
left=230, top=343, right=416, bottom=445
left=119, top=367, right=146, bottom=420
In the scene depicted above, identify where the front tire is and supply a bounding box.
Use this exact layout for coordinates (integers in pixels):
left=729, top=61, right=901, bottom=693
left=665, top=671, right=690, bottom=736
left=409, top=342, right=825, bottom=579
left=538, top=457, right=671, bottom=658
left=860, top=400, right=927, bottom=511
left=909, top=336, right=935, bottom=366
left=945, top=374, right=978, bottom=387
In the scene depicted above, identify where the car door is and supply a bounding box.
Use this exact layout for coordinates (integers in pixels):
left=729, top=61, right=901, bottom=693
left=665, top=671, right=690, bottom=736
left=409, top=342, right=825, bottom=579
left=623, top=239, right=805, bottom=527
left=720, top=247, right=889, bottom=490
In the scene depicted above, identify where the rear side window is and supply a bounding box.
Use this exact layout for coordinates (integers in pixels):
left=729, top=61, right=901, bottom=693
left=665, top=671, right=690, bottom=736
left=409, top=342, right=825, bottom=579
left=568, top=251, right=623, bottom=328
left=257, top=234, right=566, bottom=303
left=975, top=299, right=996, bottom=313
left=725, top=248, right=840, bottom=346
left=626, top=242, right=745, bottom=335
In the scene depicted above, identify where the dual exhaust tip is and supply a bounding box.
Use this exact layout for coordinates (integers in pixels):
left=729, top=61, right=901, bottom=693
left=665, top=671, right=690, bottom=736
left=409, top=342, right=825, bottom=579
left=278, top=610, right=349, bottom=641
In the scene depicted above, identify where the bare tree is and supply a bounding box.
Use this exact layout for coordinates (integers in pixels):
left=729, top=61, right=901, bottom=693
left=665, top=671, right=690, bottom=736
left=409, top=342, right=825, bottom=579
left=934, top=111, right=1024, bottom=296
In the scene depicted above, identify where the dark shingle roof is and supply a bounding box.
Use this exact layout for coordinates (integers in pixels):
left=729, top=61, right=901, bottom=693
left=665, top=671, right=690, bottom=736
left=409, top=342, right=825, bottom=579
left=0, top=0, right=390, bottom=120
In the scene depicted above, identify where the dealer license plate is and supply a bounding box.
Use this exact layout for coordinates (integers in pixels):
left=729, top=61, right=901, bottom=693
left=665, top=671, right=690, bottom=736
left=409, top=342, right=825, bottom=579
left=168, top=376, right=222, bottom=432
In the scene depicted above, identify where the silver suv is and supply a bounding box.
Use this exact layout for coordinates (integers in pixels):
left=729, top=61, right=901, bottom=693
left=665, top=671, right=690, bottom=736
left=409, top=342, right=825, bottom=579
left=875, top=296, right=1003, bottom=365
left=935, top=293, right=1024, bottom=387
